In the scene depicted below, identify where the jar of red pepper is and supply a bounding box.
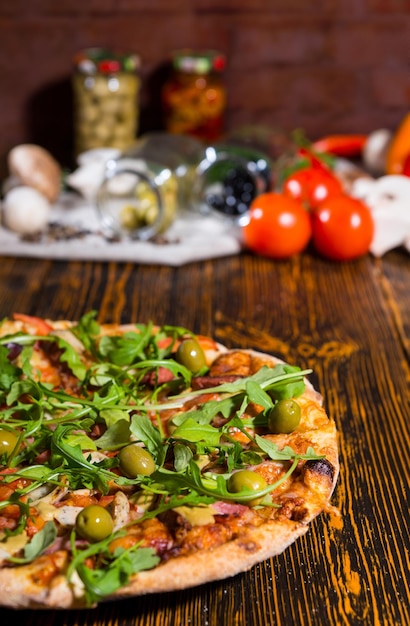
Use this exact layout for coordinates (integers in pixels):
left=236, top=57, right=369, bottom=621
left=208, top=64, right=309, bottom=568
left=162, top=50, right=226, bottom=142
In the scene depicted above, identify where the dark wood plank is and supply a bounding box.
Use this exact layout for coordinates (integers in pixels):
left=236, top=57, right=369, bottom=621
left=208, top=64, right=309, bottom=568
left=0, top=250, right=408, bottom=625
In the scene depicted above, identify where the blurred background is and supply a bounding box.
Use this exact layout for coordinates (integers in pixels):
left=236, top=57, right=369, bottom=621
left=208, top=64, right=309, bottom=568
left=1, top=0, right=409, bottom=178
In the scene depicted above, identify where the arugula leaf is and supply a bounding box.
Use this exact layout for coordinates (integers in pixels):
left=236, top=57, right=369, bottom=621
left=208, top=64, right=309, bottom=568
left=54, top=336, right=87, bottom=381
left=71, top=310, right=100, bottom=357
left=77, top=546, right=160, bottom=606
left=6, top=379, right=42, bottom=405
left=255, top=435, right=325, bottom=461
left=6, top=522, right=57, bottom=564
left=0, top=345, right=22, bottom=391
left=171, top=418, right=221, bottom=446
left=129, top=414, right=163, bottom=453
left=179, top=365, right=311, bottom=399
left=173, top=443, right=193, bottom=472
left=245, top=380, right=273, bottom=409
left=50, top=424, right=118, bottom=492
left=98, top=330, right=151, bottom=366
left=172, top=396, right=238, bottom=427
left=94, top=419, right=131, bottom=451
left=68, top=531, right=160, bottom=606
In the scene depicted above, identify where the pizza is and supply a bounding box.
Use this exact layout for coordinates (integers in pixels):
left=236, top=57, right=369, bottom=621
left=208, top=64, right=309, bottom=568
left=0, top=312, right=339, bottom=609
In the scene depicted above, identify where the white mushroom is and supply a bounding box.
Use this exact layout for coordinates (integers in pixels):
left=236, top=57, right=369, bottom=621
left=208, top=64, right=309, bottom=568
left=8, top=144, right=62, bottom=202
left=2, top=186, right=51, bottom=234
left=351, top=174, right=410, bottom=257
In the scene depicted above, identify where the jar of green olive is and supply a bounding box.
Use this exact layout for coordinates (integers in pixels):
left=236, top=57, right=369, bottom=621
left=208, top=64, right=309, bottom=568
left=96, top=132, right=206, bottom=240
left=72, top=48, right=140, bottom=156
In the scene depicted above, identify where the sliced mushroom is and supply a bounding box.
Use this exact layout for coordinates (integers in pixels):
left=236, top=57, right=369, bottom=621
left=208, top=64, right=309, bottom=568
left=29, top=482, right=69, bottom=506
left=54, top=506, right=84, bottom=528
left=109, top=490, right=131, bottom=530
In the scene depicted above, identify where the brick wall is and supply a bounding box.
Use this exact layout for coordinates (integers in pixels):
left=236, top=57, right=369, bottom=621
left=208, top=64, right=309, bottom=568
left=0, top=0, right=409, bottom=177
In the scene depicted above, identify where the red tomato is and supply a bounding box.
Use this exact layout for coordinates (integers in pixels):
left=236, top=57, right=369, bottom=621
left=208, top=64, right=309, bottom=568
left=282, top=167, right=343, bottom=209
left=311, top=195, right=374, bottom=261
left=242, top=192, right=312, bottom=259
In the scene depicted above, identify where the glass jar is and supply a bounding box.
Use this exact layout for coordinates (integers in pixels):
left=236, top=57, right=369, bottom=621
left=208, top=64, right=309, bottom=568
left=194, top=143, right=272, bottom=221
left=96, top=132, right=205, bottom=240
left=72, top=48, right=140, bottom=156
left=162, top=50, right=226, bottom=142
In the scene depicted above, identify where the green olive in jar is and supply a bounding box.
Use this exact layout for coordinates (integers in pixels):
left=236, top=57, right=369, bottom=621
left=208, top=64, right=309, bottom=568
left=73, top=49, right=140, bottom=155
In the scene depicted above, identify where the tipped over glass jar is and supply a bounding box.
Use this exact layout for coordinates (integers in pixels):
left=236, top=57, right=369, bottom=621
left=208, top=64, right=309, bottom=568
left=94, top=132, right=273, bottom=240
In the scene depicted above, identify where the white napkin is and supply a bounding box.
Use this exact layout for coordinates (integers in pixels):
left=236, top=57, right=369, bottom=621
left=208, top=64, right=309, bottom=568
left=0, top=193, right=242, bottom=266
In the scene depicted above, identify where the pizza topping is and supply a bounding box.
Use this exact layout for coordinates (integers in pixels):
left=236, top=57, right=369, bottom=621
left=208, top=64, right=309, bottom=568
left=0, top=429, right=19, bottom=460
left=75, top=505, right=114, bottom=543
left=227, top=470, right=268, bottom=507
left=175, top=338, right=207, bottom=372
left=267, top=399, right=301, bottom=434
left=0, top=312, right=337, bottom=607
left=118, top=444, right=156, bottom=478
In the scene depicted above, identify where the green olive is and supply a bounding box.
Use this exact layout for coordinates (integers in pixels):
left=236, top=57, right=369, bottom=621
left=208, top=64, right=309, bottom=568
left=120, top=204, right=141, bottom=230
left=118, top=444, right=156, bottom=478
left=227, top=469, right=268, bottom=506
left=267, top=399, right=301, bottom=434
left=75, top=505, right=114, bottom=542
left=0, top=429, right=19, bottom=460
left=175, top=338, right=206, bottom=372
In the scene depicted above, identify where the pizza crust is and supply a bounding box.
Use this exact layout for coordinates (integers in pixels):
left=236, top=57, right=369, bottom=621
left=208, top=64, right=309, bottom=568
left=0, top=520, right=309, bottom=609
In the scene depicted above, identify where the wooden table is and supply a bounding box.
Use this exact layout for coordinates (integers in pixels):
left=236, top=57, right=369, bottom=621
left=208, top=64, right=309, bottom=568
left=0, top=248, right=409, bottom=625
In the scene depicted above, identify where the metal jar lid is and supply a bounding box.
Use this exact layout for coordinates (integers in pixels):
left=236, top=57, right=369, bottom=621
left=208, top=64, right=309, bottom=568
left=172, top=50, right=226, bottom=75
left=74, top=48, right=140, bottom=74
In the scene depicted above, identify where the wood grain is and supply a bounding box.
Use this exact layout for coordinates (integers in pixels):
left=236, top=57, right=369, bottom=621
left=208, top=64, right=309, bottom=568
left=0, top=248, right=408, bottom=625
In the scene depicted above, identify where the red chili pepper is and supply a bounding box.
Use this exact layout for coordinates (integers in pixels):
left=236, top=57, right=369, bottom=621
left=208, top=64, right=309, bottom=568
left=98, top=59, right=121, bottom=73
left=297, top=146, right=333, bottom=173
left=311, top=134, right=368, bottom=158
left=402, top=152, right=410, bottom=177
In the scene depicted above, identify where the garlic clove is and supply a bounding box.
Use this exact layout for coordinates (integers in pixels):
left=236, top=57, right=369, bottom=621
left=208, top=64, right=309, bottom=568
left=2, top=186, right=51, bottom=235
